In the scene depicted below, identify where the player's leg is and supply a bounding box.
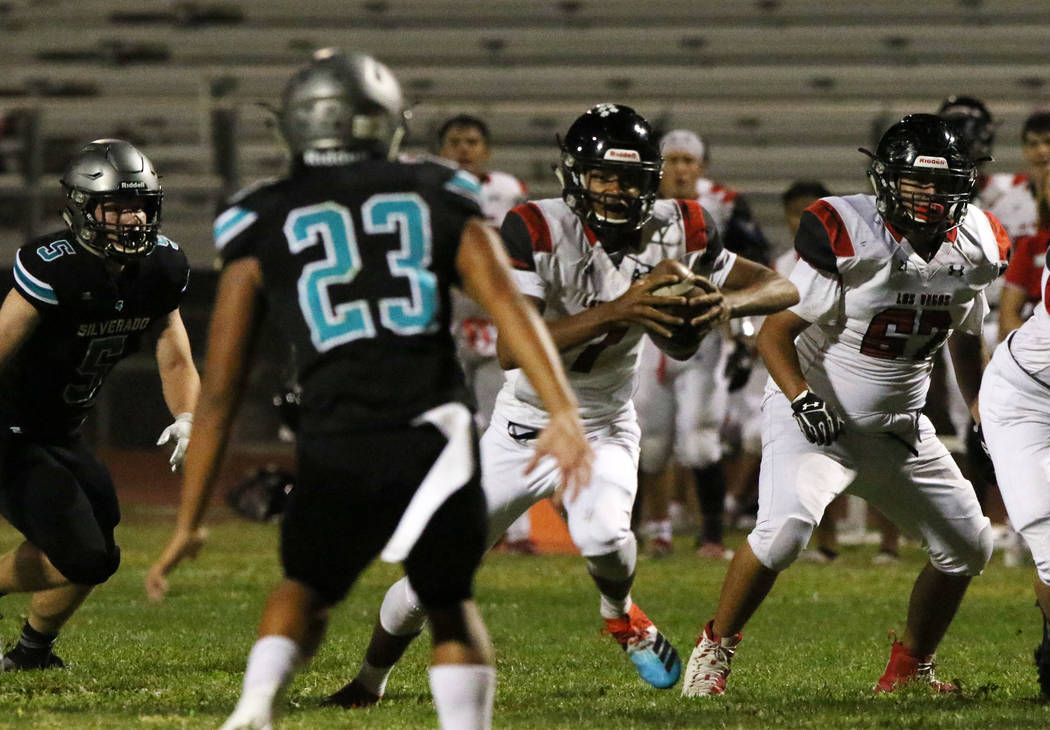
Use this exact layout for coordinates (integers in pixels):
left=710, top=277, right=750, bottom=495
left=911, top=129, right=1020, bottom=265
left=404, top=451, right=492, bottom=730
left=980, top=352, right=1050, bottom=695
left=224, top=427, right=428, bottom=729
left=563, top=414, right=681, bottom=689
left=327, top=416, right=546, bottom=708
left=858, top=418, right=991, bottom=693
left=636, top=339, right=677, bottom=555
left=683, top=394, right=855, bottom=697
left=0, top=438, right=121, bottom=670
left=675, top=335, right=731, bottom=558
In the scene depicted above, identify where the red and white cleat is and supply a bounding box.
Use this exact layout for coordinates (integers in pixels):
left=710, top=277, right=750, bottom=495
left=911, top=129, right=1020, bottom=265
left=681, top=620, right=741, bottom=697
left=874, top=641, right=957, bottom=694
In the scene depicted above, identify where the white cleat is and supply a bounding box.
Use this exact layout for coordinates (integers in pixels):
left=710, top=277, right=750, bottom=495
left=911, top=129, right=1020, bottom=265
left=218, top=707, right=273, bottom=730
left=681, top=621, right=741, bottom=697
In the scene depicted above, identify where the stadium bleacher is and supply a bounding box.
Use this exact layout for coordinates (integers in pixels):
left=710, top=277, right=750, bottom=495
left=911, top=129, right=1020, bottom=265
left=1, top=0, right=1047, bottom=266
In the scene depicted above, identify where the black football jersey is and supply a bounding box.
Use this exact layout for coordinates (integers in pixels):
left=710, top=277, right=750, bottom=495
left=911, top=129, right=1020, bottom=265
left=214, top=157, right=482, bottom=433
left=3, top=232, right=190, bottom=436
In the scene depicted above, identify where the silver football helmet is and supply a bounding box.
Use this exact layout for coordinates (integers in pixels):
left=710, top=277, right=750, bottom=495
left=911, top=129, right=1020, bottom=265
left=278, top=48, right=406, bottom=161
left=60, top=139, right=162, bottom=259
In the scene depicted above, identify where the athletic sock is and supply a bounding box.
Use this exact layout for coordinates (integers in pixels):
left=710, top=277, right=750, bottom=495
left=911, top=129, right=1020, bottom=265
left=428, top=664, right=496, bottom=730
left=599, top=593, right=633, bottom=620
left=17, top=622, right=57, bottom=654
left=230, top=635, right=301, bottom=719
left=355, top=657, right=393, bottom=697
left=693, top=464, right=727, bottom=545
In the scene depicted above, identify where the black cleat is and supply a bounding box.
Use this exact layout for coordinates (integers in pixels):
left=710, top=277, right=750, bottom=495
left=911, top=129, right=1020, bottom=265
left=1035, top=615, right=1050, bottom=698
left=2, top=645, right=65, bottom=671
left=321, top=679, right=381, bottom=708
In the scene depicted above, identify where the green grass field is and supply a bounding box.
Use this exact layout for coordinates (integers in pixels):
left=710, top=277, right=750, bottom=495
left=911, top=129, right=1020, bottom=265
left=0, top=507, right=1047, bottom=729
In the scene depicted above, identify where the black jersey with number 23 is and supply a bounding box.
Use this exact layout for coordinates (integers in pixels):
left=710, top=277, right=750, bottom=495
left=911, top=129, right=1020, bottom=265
left=214, top=157, right=483, bottom=433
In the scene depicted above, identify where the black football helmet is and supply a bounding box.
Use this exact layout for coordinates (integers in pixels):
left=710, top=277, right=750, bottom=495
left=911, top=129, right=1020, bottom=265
left=862, top=114, right=977, bottom=238
left=938, top=95, right=995, bottom=162
left=60, top=139, right=162, bottom=259
left=558, top=104, right=662, bottom=250
left=279, top=48, right=406, bottom=162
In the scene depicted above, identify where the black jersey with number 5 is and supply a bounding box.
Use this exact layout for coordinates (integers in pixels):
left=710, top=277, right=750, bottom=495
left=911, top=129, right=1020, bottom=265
left=3, top=232, right=190, bottom=436
left=214, top=157, right=483, bottom=433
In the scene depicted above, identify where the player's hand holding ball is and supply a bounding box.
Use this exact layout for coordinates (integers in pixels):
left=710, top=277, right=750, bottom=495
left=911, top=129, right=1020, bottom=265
left=646, top=259, right=722, bottom=359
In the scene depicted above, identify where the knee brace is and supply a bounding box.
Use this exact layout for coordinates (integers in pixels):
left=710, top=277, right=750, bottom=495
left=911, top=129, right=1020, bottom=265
left=749, top=516, right=815, bottom=572
left=586, top=535, right=638, bottom=585
left=379, top=577, right=427, bottom=637
left=54, top=544, right=120, bottom=586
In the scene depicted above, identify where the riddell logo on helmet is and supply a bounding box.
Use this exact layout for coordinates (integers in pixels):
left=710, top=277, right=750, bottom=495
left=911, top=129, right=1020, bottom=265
left=604, top=148, right=641, bottom=162
left=120, top=181, right=146, bottom=189
left=914, top=156, right=948, bottom=169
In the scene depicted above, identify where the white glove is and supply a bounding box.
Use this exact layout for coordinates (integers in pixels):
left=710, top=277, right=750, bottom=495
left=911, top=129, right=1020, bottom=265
left=157, top=412, right=193, bottom=472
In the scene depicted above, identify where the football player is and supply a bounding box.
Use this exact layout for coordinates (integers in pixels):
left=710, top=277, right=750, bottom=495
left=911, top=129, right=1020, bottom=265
left=438, top=114, right=537, bottom=553
left=636, top=129, right=735, bottom=560
left=979, top=223, right=1050, bottom=697
left=324, top=104, right=797, bottom=708
left=682, top=114, right=1008, bottom=698
left=0, top=139, right=198, bottom=670
left=145, top=50, right=591, bottom=730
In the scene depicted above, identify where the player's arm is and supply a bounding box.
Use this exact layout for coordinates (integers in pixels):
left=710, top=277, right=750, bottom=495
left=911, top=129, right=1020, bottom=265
left=146, top=257, right=264, bottom=601
left=756, top=309, right=811, bottom=401
left=457, top=218, right=592, bottom=498
left=537, top=272, right=691, bottom=355
left=948, top=329, right=984, bottom=420
left=0, top=289, right=41, bottom=372
left=998, top=284, right=1029, bottom=341
left=153, top=310, right=202, bottom=471
left=154, top=310, right=199, bottom=416
left=689, top=256, right=799, bottom=329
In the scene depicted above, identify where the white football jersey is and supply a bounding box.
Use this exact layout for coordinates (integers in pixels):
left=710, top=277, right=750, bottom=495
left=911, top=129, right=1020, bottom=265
left=451, top=170, right=529, bottom=356
left=496, top=197, right=736, bottom=427
left=695, top=177, right=738, bottom=232
left=1003, top=252, right=1050, bottom=384
left=773, top=194, right=1007, bottom=433
left=976, top=172, right=1037, bottom=242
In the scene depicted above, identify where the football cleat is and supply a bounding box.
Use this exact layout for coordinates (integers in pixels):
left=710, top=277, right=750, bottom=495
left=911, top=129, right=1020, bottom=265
left=218, top=707, right=273, bottom=730
left=321, top=679, right=382, bottom=708
left=681, top=620, right=741, bottom=697
left=874, top=641, right=957, bottom=693
left=1, top=646, right=65, bottom=671
left=1034, top=613, right=1050, bottom=698
left=604, top=603, right=681, bottom=689
left=696, top=542, right=734, bottom=561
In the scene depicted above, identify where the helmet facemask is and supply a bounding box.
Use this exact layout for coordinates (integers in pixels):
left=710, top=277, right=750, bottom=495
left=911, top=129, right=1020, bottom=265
left=65, top=188, right=162, bottom=259
left=559, top=151, right=662, bottom=250
left=868, top=160, right=975, bottom=239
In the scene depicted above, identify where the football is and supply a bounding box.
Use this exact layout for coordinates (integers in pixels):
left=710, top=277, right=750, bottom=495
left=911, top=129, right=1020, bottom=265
left=647, top=259, right=712, bottom=359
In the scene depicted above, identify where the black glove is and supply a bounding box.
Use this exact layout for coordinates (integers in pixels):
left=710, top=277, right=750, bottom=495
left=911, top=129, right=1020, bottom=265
left=968, top=419, right=997, bottom=487
left=790, top=390, right=844, bottom=445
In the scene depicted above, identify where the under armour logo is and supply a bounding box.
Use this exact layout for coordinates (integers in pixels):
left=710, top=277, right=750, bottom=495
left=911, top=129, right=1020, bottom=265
left=114, top=299, right=124, bottom=311
left=947, top=265, right=965, bottom=277
left=593, top=103, right=619, bottom=117
left=896, top=260, right=908, bottom=272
